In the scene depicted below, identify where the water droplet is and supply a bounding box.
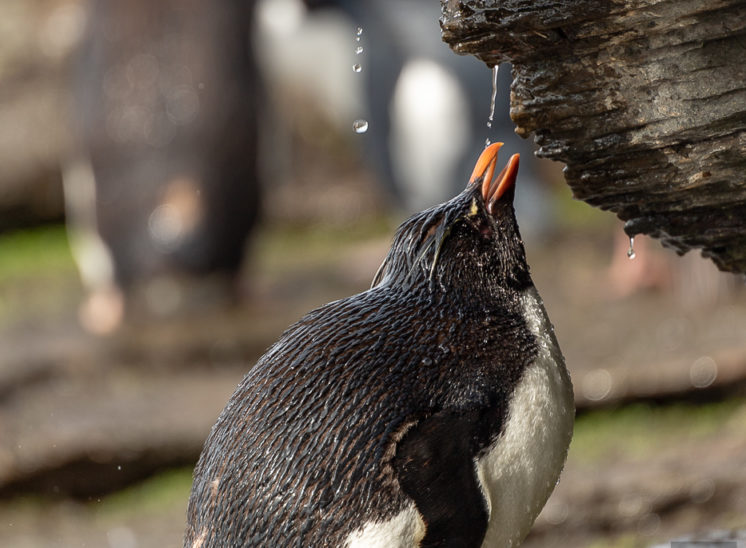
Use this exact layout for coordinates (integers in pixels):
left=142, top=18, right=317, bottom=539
left=352, top=63, right=362, bottom=73
left=689, top=478, right=716, bottom=503
left=690, top=356, right=717, bottom=388
left=356, top=26, right=363, bottom=36
left=421, top=357, right=433, bottom=366
left=627, top=236, right=636, bottom=259
left=485, top=138, right=491, bottom=147
left=352, top=119, right=368, bottom=134
left=582, top=368, right=613, bottom=401
left=355, top=46, right=363, bottom=55
left=355, top=36, right=360, bottom=42
left=487, top=65, right=499, bottom=129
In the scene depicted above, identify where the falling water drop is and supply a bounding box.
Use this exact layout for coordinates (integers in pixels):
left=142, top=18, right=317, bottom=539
left=487, top=64, right=499, bottom=129
left=627, top=236, right=636, bottom=259
left=352, top=27, right=367, bottom=134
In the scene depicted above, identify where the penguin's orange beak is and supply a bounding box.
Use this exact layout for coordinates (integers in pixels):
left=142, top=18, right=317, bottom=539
left=469, top=143, right=520, bottom=215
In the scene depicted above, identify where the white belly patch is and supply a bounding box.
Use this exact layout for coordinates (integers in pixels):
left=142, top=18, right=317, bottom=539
left=345, top=503, right=425, bottom=548
left=476, top=287, right=575, bottom=547
left=346, top=287, right=574, bottom=548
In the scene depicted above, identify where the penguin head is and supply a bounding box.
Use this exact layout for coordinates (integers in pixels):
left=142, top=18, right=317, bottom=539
left=372, top=143, right=531, bottom=294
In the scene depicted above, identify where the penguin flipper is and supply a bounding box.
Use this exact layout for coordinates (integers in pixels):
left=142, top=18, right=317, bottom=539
left=393, top=410, right=488, bottom=548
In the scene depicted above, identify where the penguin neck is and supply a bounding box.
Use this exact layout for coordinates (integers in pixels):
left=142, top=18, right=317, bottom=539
left=431, top=243, right=533, bottom=300
left=490, top=199, right=532, bottom=293
left=487, top=245, right=532, bottom=295
left=414, top=268, right=534, bottom=313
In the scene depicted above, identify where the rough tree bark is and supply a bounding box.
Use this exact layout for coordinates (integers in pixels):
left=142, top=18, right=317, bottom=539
left=441, top=0, right=746, bottom=274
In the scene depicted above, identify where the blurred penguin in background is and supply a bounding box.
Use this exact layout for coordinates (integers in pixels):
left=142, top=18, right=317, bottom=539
left=302, top=0, right=553, bottom=238
left=67, top=0, right=262, bottom=329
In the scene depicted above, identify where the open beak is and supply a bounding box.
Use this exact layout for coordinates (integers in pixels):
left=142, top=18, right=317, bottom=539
left=469, top=142, right=502, bottom=193
left=468, top=143, right=520, bottom=215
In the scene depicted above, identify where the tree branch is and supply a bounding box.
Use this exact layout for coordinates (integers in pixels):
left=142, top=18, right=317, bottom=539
left=441, top=0, right=746, bottom=274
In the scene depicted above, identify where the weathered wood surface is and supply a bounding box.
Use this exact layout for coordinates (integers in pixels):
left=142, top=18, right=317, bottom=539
left=441, top=0, right=746, bottom=274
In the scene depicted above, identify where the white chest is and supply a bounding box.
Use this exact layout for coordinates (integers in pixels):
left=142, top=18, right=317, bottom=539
left=476, top=287, right=575, bottom=547
left=345, top=287, right=574, bottom=548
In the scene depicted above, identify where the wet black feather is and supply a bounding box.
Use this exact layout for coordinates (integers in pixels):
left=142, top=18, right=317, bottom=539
left=185, top=183, right=537, bottom=547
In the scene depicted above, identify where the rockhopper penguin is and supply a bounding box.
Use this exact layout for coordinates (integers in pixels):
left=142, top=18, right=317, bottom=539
left=184, top=143, right=575, bottom=547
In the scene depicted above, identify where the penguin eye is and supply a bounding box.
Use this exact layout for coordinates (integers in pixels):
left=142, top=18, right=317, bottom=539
left=478, top=219, right=492, bottom=237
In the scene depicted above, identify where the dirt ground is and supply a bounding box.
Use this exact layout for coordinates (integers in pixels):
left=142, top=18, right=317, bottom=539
left=0, top=208, right=744, bottom=547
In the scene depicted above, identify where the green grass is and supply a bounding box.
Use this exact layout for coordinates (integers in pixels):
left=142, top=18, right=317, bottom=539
left=552, top=183, right=614, bottom=231
left=258, top=216, right=395, bottom=252
left=570, top=399, right=746, bottom=462
left=0, top=225, right=75, bottom=283
left=93, top=467, right=194, bottom=519
left=0, top=225, right=80, bottom=326
left=253, top=216, right=396, bottom=274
